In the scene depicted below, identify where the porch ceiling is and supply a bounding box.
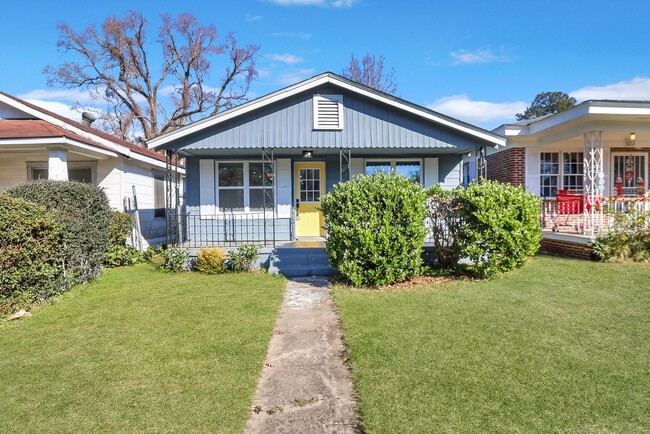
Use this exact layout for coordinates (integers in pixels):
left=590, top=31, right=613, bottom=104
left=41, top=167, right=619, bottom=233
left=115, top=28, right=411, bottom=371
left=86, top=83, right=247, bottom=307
left=535, top=129, right=650, bottom=148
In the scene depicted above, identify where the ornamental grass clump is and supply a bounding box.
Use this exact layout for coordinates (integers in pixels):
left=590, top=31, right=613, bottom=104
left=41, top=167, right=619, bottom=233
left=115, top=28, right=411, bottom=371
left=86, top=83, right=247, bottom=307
left=321, top=173, right=427, bottom=287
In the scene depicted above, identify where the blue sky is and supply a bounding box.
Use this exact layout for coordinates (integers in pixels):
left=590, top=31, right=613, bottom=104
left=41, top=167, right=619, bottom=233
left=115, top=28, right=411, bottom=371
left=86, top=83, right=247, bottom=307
left=2, top=0, right=650, bottom=129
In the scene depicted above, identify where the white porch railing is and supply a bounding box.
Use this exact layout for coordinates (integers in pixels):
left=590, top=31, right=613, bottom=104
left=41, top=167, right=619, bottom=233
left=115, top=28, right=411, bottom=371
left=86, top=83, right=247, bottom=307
left=541, top=197, right=650, bottom=235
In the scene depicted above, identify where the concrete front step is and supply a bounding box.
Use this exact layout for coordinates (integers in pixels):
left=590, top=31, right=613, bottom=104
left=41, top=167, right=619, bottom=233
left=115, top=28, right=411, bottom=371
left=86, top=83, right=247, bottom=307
left=271, top=247, right=335, bottom=277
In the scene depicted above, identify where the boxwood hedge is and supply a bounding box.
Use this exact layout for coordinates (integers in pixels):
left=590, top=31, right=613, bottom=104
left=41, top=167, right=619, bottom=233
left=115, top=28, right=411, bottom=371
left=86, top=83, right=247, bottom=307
left=8, top=180, right=112, bottom=284
left=321, top=173, right=427, bottom=287
left=0, top=194, right=65, bottom=314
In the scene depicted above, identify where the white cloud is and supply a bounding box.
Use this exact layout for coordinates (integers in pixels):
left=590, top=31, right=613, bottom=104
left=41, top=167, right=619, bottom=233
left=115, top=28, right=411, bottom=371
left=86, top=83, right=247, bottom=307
left=272, top=32, right=313, bottom=40
left=276, top=68, right=316, bottom=85
left=570, top=77, right=650, bottom=101
left=266, top=0, right=356, bottom=7
left=427, top=94, right=526, bottom=127
left=450, top=48, right=505, bottom=65
left=246, top=14, right=263, bottom=22
left=19, top=88, right=96, bottom=104
left=266, top=53, right=304, bottom=64
left=331, top=0, right=355, bottom=6
left=23, top=99, right=81, bottom=122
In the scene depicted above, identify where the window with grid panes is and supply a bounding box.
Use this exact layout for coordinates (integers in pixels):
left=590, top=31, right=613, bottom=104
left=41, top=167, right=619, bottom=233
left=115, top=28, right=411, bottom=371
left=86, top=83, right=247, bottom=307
left=217, top=161, right=273, bottom=212
left=562, top=152, right=583, bottom=193
left=540, top=152, right=559, bottom=197
left=299, top=168, right=321, bottom=202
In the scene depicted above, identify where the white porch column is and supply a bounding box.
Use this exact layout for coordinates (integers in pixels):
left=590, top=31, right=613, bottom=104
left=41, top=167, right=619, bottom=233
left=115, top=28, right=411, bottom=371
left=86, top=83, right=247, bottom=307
left=583, top=131, right=604, bottom=236
left=48, top=147, right=68, bottom=181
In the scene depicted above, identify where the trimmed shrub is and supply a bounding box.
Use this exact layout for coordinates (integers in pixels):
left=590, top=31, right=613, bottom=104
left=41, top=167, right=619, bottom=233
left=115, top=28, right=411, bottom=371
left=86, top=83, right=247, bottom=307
left=196, top=247, right=227, bottom=274
left=7, top=180, right=112, bottom=284
left=225, top=244, right=259, bottom=272
left=456, top=181, right=541, bottom=277
left=321, top=173, right=427, bottom=287
left=0, top=194, right=66, bottom=314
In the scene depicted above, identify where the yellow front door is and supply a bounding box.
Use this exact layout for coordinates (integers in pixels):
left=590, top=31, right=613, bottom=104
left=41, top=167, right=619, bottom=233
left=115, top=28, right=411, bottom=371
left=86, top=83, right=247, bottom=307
left=295, top=162, right=325, bottom=237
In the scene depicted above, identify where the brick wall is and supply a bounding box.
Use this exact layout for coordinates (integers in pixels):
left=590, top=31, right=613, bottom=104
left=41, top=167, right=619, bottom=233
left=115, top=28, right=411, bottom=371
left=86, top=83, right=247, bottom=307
left=539, top=238, right=593, bottom=260
left=486, top=147, right=525, bottom=186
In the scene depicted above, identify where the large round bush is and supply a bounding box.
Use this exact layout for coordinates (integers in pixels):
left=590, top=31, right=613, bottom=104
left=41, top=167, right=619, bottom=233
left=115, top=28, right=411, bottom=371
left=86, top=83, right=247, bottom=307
left=457, top=180, right=541, bottom=277
left=0, top=194, right=65, bottom=314
left=8, top=180, right=112, bottom=284
left=321, top=173, right=427, bottom=287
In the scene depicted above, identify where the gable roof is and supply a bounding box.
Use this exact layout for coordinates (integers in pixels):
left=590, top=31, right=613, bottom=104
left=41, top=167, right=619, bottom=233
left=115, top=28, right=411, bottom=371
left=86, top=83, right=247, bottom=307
left=494, top=99, right=650, bottom=137
left=0, top=91, right=170, bottom=167
left=147, top=72, right=506, bottom=149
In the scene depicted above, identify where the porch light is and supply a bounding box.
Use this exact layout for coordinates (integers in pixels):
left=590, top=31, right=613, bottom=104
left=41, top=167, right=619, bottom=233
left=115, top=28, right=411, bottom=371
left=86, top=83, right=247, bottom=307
left=302, top=150, right=314, bottom=158
left=625, top=132, right=636, bottom=146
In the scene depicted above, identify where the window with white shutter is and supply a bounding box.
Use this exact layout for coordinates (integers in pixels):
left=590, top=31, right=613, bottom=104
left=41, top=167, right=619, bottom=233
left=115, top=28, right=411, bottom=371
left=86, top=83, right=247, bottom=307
left=313, top=94, right=343, bottom=130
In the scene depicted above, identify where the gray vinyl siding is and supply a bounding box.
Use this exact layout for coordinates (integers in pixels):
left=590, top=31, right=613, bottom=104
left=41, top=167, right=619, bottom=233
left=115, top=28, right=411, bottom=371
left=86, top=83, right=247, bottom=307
left=172, top=85, right=484, bottom=152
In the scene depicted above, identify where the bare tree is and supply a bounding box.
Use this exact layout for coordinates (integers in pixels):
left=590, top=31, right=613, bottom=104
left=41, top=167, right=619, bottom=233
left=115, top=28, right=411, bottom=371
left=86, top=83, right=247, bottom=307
left=341, top=53, right=397, bottom=95
left=45, top=11, right=259, bottom=141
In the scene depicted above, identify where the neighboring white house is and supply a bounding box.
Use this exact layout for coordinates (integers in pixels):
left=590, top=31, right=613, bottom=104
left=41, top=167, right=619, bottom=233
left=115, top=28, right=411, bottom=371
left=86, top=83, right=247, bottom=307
left=0, top=91, right=185, bottom=248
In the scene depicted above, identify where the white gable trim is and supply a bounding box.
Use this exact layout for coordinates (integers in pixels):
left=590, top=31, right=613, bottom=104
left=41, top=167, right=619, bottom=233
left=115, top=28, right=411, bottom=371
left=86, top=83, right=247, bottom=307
left=147, top=73, right=506, bottom=149
left=0, top=137, right=118, bottom=158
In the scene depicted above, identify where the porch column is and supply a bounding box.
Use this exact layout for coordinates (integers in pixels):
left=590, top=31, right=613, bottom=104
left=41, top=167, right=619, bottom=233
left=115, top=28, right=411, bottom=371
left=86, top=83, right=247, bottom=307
left=47, top=147, right=68, bottom=181
left=476, top=146, right=487, bottom=182
left=583, top=131, right=604, bottom=236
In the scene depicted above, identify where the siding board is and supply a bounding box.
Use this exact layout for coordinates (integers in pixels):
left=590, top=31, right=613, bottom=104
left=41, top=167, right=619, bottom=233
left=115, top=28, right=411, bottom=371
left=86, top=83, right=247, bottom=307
left=174, top=87, right=483, bottom=151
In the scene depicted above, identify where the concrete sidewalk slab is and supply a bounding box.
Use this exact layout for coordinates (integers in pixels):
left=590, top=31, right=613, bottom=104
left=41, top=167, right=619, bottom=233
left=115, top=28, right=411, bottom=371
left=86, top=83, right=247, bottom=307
left=244, top=277, right=361, bottom=434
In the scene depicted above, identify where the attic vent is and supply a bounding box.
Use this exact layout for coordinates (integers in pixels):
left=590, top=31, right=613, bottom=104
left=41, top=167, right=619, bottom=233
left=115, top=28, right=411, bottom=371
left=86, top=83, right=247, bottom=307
left=313, top=94, right=343, bottom=130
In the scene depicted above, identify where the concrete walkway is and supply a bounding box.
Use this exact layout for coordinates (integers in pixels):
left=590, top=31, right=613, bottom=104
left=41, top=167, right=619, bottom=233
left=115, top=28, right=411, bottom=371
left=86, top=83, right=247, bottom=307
left=244, top=277, right=360, bottom=434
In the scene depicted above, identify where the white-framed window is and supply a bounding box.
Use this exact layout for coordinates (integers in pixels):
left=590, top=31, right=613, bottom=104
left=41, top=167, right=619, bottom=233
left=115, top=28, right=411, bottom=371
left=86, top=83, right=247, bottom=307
left=27, top=161, right=96, bottom=184
left=539, top=152, right=583, bottom=197
left=153, top=171, right=166, bottom=219
left=365, top=159, right=422, bottom=183
left=313, top=94, right=344, bottom=130
left=611, top=153, right=647, bottom=197
left=216, top=161, right=274, bottom=212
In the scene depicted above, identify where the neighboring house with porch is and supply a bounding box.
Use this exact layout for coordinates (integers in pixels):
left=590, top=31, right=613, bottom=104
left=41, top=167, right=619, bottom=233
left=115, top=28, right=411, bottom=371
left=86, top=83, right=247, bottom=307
left=484, top=100, right=650, bottom=258
left=0, top=91, right=184, bottom=249
left=147, top=72, right=505, bottom=274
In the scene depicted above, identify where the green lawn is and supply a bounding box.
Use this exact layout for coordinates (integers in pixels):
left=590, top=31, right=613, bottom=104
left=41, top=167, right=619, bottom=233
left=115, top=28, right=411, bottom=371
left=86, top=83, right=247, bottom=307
left=0, top=264, right=284, bottom=434
left=334, top=255, right=650, bottom=433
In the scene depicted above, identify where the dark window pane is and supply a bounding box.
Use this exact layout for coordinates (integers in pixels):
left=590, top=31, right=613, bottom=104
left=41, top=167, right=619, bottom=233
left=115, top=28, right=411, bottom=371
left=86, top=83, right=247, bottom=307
left=32, top=168, right=48, bottom=180
left=250, top=189, right=273, bottom=210
left=249, top=163, right=264, bottom=187
left=154, top=172, right=165, bottom=218
left=68, top=168, right=92, bottom=183
left=218, top=163, right=244, bottom=186
left=219, top=189, right=244, bottom=211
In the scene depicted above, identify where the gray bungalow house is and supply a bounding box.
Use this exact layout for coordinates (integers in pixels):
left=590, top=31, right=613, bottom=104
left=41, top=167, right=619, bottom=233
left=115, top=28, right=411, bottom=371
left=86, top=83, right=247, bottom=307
left=148, top=72, right=504, bottom=258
